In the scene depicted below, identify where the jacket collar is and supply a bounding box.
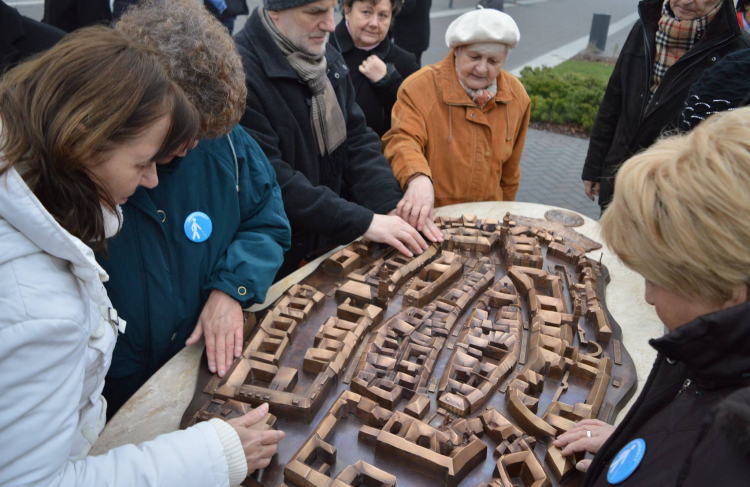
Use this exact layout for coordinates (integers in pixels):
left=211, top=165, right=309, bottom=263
left=650, top=301, right=750, bottom=390
left=238, top=8, right=349, bottom=83
left=438, top=50, right=513, bottom=107
left=237, top=8, right=301, bottom=80
left=332, top=19, right=391, bottom=58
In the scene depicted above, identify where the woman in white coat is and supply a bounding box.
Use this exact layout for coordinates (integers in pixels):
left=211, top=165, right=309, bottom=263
left=0, top=27, right=283, bottom=487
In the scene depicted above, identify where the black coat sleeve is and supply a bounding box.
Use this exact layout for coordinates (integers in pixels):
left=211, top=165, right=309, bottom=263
left=340, top=72, right=404, bottom=215
left=241, top=76, right=378, bottom=245
left=679, top=390, right=750, bottom=487
left=581, top=25, right=638, bottom=182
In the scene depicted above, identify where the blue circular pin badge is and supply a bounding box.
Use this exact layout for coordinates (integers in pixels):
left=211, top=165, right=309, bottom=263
left=184, top=211, right=212, bottom=243
left=607, top=438, right=646, bottom=484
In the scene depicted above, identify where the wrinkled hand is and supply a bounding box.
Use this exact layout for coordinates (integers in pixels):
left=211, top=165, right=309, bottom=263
left=553, top=419, right=615, bottom=472
left=359, top=55, right=387, bottom=82
left=227, top=403, right=285, bottom=474
left=365, top=213, right=428, bottom=257
left=583, top=180, right=600, bottom=201
left=396, top=175, right=443, bottom=243
left=186, top=289, right=244, bottom=377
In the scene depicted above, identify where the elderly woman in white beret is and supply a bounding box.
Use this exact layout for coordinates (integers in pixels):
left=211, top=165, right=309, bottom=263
left=383, top=8, right=531, bottom=231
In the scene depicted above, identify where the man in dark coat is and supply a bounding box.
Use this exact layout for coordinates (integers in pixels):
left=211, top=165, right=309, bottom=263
left=391, top=0, right=431, bottom=64
left=42, top=0, right=112, bottom=32
left=581, top=0, right=750, bottom=212
left=329, top=0, right=419, bottom=137
left=1, top=0, right=64, bottom=74
left=235, top=0, right=441, bottom=280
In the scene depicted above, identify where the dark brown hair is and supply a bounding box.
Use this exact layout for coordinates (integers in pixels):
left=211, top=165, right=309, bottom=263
left=0, top=27, right=200, bottom=252
left=343, top=0, right=404, bottom=17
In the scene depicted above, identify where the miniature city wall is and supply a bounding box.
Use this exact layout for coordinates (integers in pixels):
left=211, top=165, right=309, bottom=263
left=182, top=213, right=637, bottom=487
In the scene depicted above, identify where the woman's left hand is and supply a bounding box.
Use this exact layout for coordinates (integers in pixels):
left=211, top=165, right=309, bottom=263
left=186, top=289, right=244, bottom=378
left=397, top=175, right=444, bottom=243
left=553, top=419, right=615, bottom=472
left=359, top=55, right=388, bottom=82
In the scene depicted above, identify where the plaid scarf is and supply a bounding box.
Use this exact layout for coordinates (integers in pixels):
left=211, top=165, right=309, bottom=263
left=651, top=0, right=720, bottom=94
left=261, top=8, right=346, bottom=156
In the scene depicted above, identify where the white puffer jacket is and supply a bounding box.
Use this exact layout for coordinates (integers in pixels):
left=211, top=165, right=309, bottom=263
left=0, top=166, right=247, bottom=487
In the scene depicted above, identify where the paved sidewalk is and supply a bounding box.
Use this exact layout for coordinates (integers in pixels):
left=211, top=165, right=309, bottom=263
left=516, top=129, right=600, bottom=221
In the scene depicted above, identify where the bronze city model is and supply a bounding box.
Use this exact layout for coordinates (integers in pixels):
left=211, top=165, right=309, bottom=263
left=182, top=213, right=637, bottom=487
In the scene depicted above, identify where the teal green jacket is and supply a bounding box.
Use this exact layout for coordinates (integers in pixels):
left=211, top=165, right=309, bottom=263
left=97, top=126, right=291, bottom=379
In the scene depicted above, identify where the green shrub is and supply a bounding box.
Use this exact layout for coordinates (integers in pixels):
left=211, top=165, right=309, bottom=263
left=519, top=64, right=611, bottom=135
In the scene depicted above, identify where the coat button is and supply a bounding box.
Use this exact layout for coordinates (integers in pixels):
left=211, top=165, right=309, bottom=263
left=711, top=56, right=717, bottom=62
left=484, top=151, right=491, bottom=157
left=158, top=210, right=166, bottom=223
left=334, top=73, right=340, bottom=79
left=471, top=113, right=475, bottom=118
left=238, top=286, right=247, bottom=296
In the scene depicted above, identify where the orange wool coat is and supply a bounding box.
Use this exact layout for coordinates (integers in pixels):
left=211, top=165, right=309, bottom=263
left=383, top=52, right=531, bottom=207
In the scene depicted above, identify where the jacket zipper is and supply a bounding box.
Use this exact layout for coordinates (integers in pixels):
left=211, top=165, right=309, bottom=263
left=653, top=36, right=733, bottom=109
left=639, top=24, right=654, bottom=120
left=676, top=378, right=692, bottom=398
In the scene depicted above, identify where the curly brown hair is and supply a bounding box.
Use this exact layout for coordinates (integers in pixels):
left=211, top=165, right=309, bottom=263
left=117, top=0, right=247, bottom=139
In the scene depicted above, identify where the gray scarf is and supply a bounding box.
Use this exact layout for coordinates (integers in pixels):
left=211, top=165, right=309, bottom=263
left=261, top=8, right=346, bottom=156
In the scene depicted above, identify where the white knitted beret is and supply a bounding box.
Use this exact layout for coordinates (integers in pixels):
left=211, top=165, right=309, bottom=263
left=445, top=7, right=520, bottom=49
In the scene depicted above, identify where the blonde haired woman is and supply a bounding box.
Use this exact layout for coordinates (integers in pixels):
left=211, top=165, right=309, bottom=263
left=555, top=107, right=750, bottom=486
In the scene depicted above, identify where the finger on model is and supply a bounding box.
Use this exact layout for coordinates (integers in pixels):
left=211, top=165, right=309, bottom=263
left=416, top=206, right=430, bottom=231
left=239, top=403, right=270, bottom=426
left=400, top=233, right=423, bottom=255
left=235, top=327, right=243, bottom=357
left=560, top=438, right=595, bottom=456
left=216, top=334, right=227, bottom=377
left=225, top=336, right=235, bottom=372
left=409, top=228, right=428, bottom=251
left=391, top=239, right=414, bottom=258
left=206, top=334, right=217, bottom=373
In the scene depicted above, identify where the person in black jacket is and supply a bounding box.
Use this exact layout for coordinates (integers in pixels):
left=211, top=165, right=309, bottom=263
left=680, top=48, right=750, bottom=130
left=1, top=0, right=64, bottom=74
left=391, top=0, right=430, bottom=64
left=581, top=0, right=750, bottom=212
left=42, top=0, right=112, bottom=32
left=330, top=0, right=419, bottom=137
left=556, top=107, right=750, bottom=486
left=235, top=0, right=443, bottom=280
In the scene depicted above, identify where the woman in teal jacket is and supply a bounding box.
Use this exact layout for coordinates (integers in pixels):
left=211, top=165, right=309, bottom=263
left=97, top=0, right=291, bottom=417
